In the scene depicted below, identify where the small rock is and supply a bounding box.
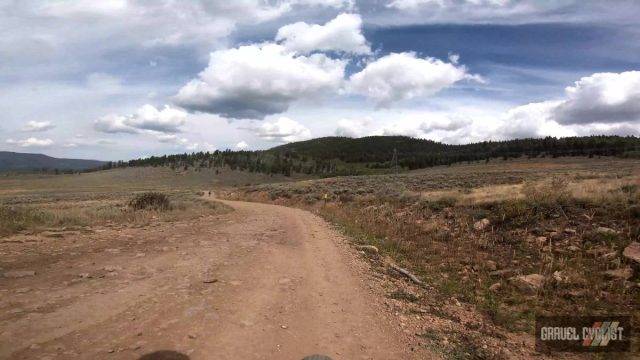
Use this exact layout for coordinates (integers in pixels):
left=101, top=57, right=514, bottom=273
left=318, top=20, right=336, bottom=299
left=604, top=267, right=633, bottom=280
left=552, top=271, right=567, bottom=284
left=355, top=245, right=379, bottom=254
left=3, top=270, right=36, bottom=278
left=602, top=251, right=618, bottom=260
left=568, top=245, right=581, bottom=252
left=510, top=274, right=545, bottom=294
left=564, top=228, right=577, bottom=235
left=473, top=218, right=490, bottom=231
left=203, top=278, right=218, bottom=284
left=485, top=260, right=497, bottom=272
left=188, top=334, right=197, bottom=339
left=489, top=269, right=514, bottom=278
left=280, top=325, right=288, bottom=329
left=103, top=266, right=122, bottom=272
left=78, top=273, right=91, bottom=279
left=549, top=232, right=562, bottom=241
left=623, top=242, right=640, bottom=264
left=536, top=236, right=548, bottom=246
left=489, top=282, right=501, bottom=292
left=596, top=227, right=617, bottom=236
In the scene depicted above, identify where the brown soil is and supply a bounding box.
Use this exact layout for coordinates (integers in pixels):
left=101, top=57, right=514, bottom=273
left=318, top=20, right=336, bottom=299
left=0, top=196, right=430, bottom=359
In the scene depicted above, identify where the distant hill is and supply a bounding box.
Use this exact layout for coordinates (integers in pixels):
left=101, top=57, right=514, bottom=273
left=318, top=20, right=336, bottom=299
left=127, top=135, right=640, bottom=177
left=268, top=135, right=640, bottom=167
left=0, top=151, right=106, bottom=172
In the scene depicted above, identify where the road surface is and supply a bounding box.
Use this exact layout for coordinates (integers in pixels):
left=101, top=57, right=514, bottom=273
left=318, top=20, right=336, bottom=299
left=0, top=197, right=428, bottom=359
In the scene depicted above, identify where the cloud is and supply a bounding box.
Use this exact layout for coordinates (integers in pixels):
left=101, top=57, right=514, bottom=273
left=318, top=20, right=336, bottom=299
left=22, top=121, right=55, bottom=132
left=335, top=118, right=372, bottom=137
left=235, top=141, right=249, bottom=150
left=156, top=134, right=187, bottom=144
left=553, top=71, right=640, bottom=125
left=386, top=0, right=512, bottom=10
left=347, top=52, right=475, bottom=106
left=495, top=71, right=640, bottom=139
left=95, top=104, right=187, bottom=134
left=124, top=105, right=187, bottom=133
left=276, top=13, right=370, bottom=55
left=6, top=137, right=54, bottom=148
left=242, top=117, right=312, bottom=143
left=94, top=115, right=138, bottom=134
left=420, top=116, right=472, bottom=132
left=498, top=100, right=568, bottom=139
left=335, top=111, right=474, bottom=142
left=174, top=43, right=346, bottom=119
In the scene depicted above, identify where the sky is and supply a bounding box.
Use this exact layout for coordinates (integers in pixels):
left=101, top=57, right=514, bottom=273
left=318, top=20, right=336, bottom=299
left=1, top=0, right=640, bottom=161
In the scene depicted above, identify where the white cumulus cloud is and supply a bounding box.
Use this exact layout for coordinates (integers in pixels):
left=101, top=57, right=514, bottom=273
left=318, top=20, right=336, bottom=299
left=174, top=43, right=346, bottom=119
left=22, top=121, right=55, bottom=132
left=276, top=13, right=370, bottom=55
left=335, top=118, right=372, bottom=137
left=553, top=71, right=640, bottom=125
left=124, top=105, right=187, bottom=133
left=235, top=141, right=249, bottom=150
left=495, top=71, right=640, bottom=139
left=242, top=117, right=312, bottom=143
left=6, top=137, right=54, bottom=148
left=348, top=52, right=475, bottom=106
left=95, top=104, right=187, bottom=134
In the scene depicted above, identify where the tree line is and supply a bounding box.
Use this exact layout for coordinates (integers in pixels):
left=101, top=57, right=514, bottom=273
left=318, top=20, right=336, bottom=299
left=99, top=135, right=640, bottom=177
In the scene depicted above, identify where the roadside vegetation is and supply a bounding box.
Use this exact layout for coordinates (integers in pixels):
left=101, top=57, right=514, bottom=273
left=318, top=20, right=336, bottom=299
left=0, top=191, right=229, bottom=238
left=223, top=157, right=640, bottom=356
left=0, top=167, right=248, bottom=238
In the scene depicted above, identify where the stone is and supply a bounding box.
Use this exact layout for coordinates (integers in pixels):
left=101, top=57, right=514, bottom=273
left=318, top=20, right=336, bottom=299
left=536, top=236, right=548, bottom=246
left=3, top=270, right=36, bottom=278
left=489, top=282, right=501, bottom=292
left=596, top=227, right=617, bottom=236
left=623, top=242, right=640, bottom=264
left=489, top=269, right=514, bottom=278
left=473, top=218, right=490, bottom=231
left=485, top=260, right=497, bottom=272
left=604, top=267, right=633, bottom=280
left=355, top=245, right=379, bottom=254
left=510, top=274, right=545, bottom=294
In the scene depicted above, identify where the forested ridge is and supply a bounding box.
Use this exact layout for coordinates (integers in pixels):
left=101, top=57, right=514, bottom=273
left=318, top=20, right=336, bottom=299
left=104, top=135, right=640, bottom=176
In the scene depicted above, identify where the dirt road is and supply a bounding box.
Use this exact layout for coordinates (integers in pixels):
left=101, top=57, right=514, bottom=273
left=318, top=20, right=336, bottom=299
left=0, top=197, right=429, bottom=359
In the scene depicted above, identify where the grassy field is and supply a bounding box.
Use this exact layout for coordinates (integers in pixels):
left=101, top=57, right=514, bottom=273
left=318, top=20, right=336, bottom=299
left=0, top=166, right=287, bottom=237
left=224, top=156, right=640, bottom=354
left=3, top=157, right=639, bottom=355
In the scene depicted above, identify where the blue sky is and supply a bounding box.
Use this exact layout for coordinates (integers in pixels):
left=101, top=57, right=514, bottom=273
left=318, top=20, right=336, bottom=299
left=1, top=0, right=640, bottom=160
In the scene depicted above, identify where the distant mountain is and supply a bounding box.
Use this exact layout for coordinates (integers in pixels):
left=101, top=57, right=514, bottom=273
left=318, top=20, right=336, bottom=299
left=0, top=151, right=106, bottom=172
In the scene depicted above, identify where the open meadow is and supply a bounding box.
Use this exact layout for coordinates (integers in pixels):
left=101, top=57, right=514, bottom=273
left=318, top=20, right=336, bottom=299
left=2, top=156, right=639, bottom=358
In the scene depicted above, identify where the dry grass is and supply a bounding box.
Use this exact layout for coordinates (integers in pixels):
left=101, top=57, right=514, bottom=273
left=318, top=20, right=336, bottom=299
left=0, top=167, right=244, bottom=238
left=224, top=157, right=640, bottom=342
left=0, top=191, right=230, bottom=238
